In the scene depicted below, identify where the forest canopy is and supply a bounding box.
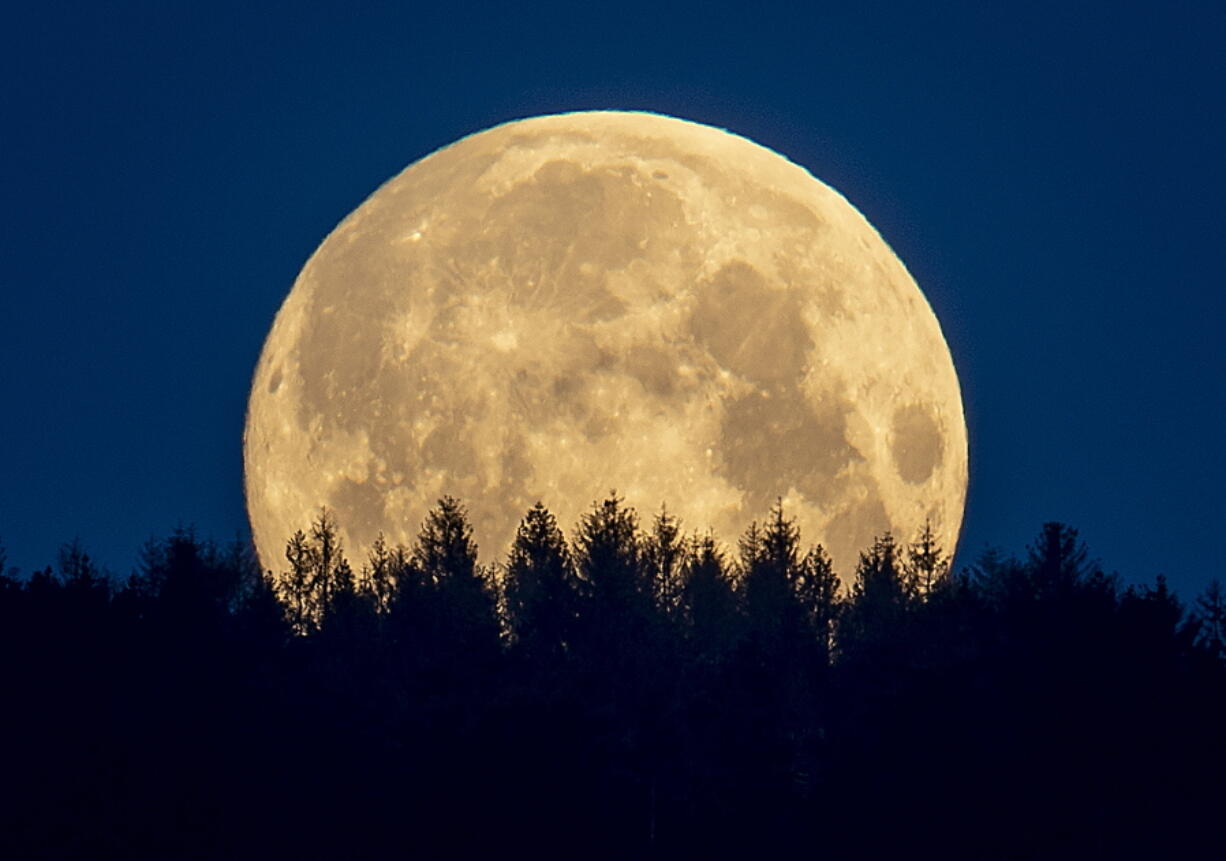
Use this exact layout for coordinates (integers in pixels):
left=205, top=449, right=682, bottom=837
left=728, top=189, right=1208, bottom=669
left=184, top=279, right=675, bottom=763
left=1, top=495, right=1223, bottom=859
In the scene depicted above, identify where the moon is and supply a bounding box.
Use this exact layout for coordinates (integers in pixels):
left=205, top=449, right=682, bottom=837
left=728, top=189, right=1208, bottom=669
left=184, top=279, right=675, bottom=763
left=244, top=111, right=967, bottom=579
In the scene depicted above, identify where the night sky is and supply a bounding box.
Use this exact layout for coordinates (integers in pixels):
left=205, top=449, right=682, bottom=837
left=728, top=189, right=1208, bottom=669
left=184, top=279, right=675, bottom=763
left=2, top=2, right=1222, bottom=596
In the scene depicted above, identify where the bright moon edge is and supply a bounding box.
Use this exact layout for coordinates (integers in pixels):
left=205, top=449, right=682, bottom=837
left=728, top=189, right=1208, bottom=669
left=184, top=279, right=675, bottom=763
left=243, top=110, right=968, bottom=581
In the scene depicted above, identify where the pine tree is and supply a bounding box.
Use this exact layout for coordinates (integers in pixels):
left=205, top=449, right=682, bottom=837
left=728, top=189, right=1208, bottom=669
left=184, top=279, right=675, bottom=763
left=1027, top=521, right=1099, bottom=601
left=503, top=502, right=578, bottom=663
left=678, top=534, right=739, bottom=663
left=1194, top=580, right=1226, bottom=662
left=410, top=496, right=500, bottom=665
left=58, top=539, right=108, bottom=596
left=905, top=519, right=948, bottom=597
left=275, top=509, right=355, bottom=635
left=361, top=533, right=400, bottom=616
left=739, top=502, right=802, bottom=651
left=309, top=508, right=346, bottom=622
left=572, top=493, right=651, bottom=644
left=840, top=532, right=912, bottom=658
left=796, top=544, right=841, bottom=665
left=643, top=505, right=688, bottom=617
left=281, top=528, right=317, bottom=635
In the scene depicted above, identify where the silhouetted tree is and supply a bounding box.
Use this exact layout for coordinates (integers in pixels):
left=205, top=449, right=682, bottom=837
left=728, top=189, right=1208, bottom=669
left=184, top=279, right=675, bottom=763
left=569, top=494, right=682, bottom=842
left=234, top=566, right=289, bottom=650
left=408, top=496, right=500, bottom=670
left=126, top=528, right=245, bottom=638
left=571, top=493, right=654, bottom=660
left=361, top=533, right=400, bottom=616
left=58, top=538, right=109, bottom=600
left=274, top=509, right=356, bottom=634
left=643, top=505, right=688, bottom=616
left=308, top=508, right=350, bottom=621
left=732, top=503, right=830, bottom=809
left=968, top=544, right=1029, bottom=609
left=677, top=534, right=739, bottom=665
left=905, top=518, right=948, bottom=597
left=1193, top=579, right=1226, bottom=663
left=1026, top=521, right=1115, bottom=604
left=839, top=532, right=911, bottom=660
left=738, top=503, right=810, bottom=654
left=503, top=502, right=578, bottom=664
left=796, top=543, right=841, bottom=666
left=1120, top=575, right=1194, bottom=657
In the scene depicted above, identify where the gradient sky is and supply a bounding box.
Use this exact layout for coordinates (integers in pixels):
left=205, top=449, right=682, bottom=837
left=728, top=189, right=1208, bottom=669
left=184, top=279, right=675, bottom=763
left=2, top=1, right=1222, bottom=596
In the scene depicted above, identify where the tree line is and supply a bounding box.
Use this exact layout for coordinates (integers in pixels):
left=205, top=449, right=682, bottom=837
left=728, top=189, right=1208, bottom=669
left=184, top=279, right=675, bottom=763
left=1, top=496, right=1224, bottom=858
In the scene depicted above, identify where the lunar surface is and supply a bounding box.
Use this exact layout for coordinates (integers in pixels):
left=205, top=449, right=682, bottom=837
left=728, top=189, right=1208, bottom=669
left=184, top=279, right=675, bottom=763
left=244, top=111, right=967, bottom=579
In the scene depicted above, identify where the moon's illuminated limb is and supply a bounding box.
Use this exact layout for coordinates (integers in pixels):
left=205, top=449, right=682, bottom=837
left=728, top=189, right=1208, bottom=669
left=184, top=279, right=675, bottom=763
left=244, top=112, right=968, bottom=579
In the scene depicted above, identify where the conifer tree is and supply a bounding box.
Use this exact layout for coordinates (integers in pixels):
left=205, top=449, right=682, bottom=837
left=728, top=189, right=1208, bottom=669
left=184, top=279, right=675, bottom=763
left=739, top=502, right=814, bottom=655
left=281, top=528, right=317, bottom=635
left=643, top=505, right=688, bottom=616
left=569, top=492, right=661, bottom=708
left=1027, top=521, right=1096, bottom=600
left=410, top=496, right=500, bottom=665
left=309, top=508, right=346, bottom=620
left=678, top=534, right=738, bottom=663
left=276, top=509, right=354, bottom=634
left=840, top=532, right=911, bottom=657
left=796, top=544, right=841, bottom=665
left=503, top=502, right=578, bottom=662
left=58, top=539, right=108, bottom=598
left=361, top=533, right=400, bottom=616
left=572, top=493, right=649, bottom=633
left=1193, top=580, right=1226, bottom=663
left=905, top=519, right=948, bottom=597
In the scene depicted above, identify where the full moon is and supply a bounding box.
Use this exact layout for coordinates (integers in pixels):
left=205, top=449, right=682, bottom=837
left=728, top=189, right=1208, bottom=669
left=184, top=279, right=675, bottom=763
left=244, top=111, right=967, bottom=579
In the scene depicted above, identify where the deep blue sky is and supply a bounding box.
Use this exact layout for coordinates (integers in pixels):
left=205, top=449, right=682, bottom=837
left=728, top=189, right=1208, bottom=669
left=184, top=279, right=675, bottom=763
left=2, top=2, right=1222, bottom=596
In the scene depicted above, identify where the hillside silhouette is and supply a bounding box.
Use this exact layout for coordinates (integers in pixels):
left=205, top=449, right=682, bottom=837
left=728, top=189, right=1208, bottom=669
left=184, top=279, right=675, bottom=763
left=2, top=496, right=1223, bottom=859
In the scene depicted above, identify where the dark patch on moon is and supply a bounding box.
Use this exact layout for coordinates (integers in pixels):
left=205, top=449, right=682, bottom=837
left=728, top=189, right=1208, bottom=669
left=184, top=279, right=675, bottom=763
left=892, top=403, right=944, bottom=485
left=623, top=344, right=678, bottom=398
left=329, top=478, right=388, bottom=555
left=267, top=367, right=282, bottom=394
left=422, top=423, right=480, bottom=479
left=552, top=373, right=583, bottom=402
left=718, top=384, right=860, bottom=513
left=824, top=496, right=892, bottom=578
left=468, top=436, right=536, bottom=556
left=690, top=261, right=812, bottom=386
left=583, top=413, right=616, bottom=441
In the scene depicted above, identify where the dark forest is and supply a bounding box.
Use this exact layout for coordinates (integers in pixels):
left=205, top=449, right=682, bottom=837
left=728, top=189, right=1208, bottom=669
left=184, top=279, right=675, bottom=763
left=2, top=496, right=1223, bottom=859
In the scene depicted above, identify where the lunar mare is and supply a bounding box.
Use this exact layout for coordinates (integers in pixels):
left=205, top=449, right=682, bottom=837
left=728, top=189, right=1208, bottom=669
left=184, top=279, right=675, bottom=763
left=244, top=111, right=968, bottom=579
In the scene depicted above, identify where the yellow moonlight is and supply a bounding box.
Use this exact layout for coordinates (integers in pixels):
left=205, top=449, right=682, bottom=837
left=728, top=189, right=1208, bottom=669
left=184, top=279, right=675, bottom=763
left=244, top=111, right=968, bottom=578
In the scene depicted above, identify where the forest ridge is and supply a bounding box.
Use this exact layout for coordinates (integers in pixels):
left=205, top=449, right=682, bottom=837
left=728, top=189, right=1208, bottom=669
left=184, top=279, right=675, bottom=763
left=1, top=495, right=1224, bottom=858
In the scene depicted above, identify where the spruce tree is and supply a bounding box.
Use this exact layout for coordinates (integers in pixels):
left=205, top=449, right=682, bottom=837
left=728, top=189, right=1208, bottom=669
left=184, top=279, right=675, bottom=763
left=840, top=532, right=911, bottom=659
left=678, top=534, right=738, bottom=664
left=1195, top=580, right=1226, bottom=662
left=503, top=502, right=578, bottom=663
left=905, top=519, right=948, bottom=597
left=410, top=496, right=500, bottom=668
